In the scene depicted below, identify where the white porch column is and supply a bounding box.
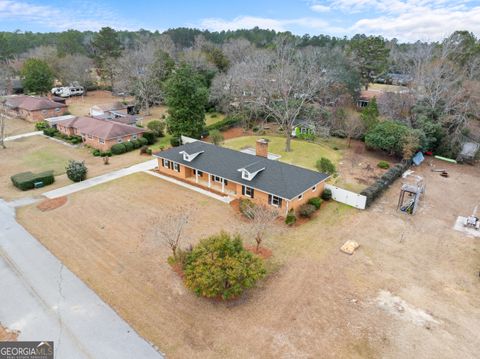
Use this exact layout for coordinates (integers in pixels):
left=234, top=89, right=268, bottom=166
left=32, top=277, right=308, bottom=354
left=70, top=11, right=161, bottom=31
left=208, top=174, right=211, bottom=188
left=285, top=200, right=289, bottom=216
left=221, top=179, right=225, bottom=193
left=195, top=170, right=199, bottom=183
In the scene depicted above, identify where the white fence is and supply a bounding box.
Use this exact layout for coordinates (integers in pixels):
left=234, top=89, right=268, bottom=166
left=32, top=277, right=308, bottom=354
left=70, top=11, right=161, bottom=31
left=325, top=184, right=366, bottom=210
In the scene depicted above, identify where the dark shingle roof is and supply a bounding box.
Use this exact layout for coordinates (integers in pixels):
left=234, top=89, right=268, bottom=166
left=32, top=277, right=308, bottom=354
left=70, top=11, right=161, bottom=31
left=154, top=141, right=329, bottom=200
left=5, top=95, right=67, bottom=111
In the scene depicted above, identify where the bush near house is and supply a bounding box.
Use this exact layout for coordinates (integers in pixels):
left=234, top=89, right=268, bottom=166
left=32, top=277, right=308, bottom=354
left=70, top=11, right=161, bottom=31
left=43, top=128, right=58, bottom=137
left=210, top=129, right=224, bottom=145
left=11, top=170, right=54, bottom=191
left=183, top=231, right=266, bottom=300
left=307, top=197, right=323, bottom=209
left=124, top=141, right=134, bottom=152
left=170, top=136, right=181, bottom=147
left=147, top=120, right=165, bottom=137
left=321, top=188, right=332, bottom=201
left=285, top=209, right=297, bottom=225
left=142, top=131, right=156, bottom=145
left=139, top=137, right=149, bottom=146
left=239, top=198, right=255, bottom=219
left=298, top=204, right=317, bottom=218
left=66, top=160, right=88, bottom=182
left=111, top=143, right=127, bottom=155
left=35, top=121, right=49, bottom=131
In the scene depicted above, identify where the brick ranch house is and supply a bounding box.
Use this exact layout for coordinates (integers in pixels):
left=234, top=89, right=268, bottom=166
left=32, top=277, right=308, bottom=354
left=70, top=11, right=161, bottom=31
left=4, top=95, right=68, bottom=122
left=56, top=116, right=144, bottom=151
left=154, top=139, right=330, bottom=216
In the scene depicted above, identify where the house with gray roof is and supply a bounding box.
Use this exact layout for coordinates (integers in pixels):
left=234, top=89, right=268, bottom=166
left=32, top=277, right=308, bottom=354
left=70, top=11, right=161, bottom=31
left=154, top=139, right=329, bottom=215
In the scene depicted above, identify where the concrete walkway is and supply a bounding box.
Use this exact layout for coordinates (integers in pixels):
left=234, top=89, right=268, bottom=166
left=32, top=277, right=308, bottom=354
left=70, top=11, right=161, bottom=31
left=0, top=200, right=163, bottom=358
left=43, top=160, right=157, bottom=199
left=144, top=170, right=233, bottom=204
left=5, top=131, right=42, bottom=141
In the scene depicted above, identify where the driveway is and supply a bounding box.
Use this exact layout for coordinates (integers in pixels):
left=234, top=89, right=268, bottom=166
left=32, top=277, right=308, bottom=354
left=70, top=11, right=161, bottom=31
left=0, top=200, right=163, bottom=359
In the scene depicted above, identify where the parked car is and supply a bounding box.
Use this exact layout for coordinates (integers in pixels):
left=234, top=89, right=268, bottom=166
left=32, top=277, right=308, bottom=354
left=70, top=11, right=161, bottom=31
left=51, top=87, right=63, bottom=96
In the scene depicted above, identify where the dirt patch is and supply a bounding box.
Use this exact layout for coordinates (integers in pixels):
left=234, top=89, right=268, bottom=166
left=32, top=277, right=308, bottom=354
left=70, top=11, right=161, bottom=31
left=37, top=196, right=68, bottom=211
left=221, top=127, right=253, bottom=140
left=245, top=245, right=273, bottom=259
left=0, top=324, right=19, bottom=341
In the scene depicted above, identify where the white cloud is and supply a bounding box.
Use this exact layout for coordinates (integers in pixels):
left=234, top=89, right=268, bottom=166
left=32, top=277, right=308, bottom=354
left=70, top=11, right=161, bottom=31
left=0, top=0, right=139, bottom=31
left=310, top=4, right=331, bottom=12
left=200, top=16, right=328, bottom=32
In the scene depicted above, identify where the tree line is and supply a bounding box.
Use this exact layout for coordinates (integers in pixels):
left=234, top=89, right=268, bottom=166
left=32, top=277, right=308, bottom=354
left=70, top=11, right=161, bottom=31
left=1, top=27, right=479, bottom=157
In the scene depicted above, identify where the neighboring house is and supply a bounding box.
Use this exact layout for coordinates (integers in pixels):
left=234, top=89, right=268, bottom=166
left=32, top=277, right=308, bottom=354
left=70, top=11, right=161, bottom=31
left=154, top=139, right=329, bottom=216
left=90, top=102, right=139, bottom=125
left=56, top=116, right=144, bottom=151
left=291, top=118, right=316, bottom=137
left=4, top=95, right=68, bottom=122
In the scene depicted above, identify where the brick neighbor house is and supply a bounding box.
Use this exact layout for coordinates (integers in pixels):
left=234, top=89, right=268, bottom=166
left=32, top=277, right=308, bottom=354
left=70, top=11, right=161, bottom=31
left=154, top=139, right=330, bottom=216
left=4, top=95, right=68, bottom=122
left=56, top=116, right=144, bottom=151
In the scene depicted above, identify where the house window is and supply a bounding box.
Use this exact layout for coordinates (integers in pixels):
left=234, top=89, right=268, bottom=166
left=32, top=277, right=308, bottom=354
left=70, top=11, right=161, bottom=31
left=163, top=159, right=170, bottom=168
left=268, top=194, right=282, bottom=207
left=312, top=186, right=317, bottom=192
left=132, top=134, right=137, bottom=140
left=117, top=138, right=123, bottom=143
left=99, top=138, right=105, bottom=144
left=194, top=169, right=203, bottom=177
left=242, top=185, right=254, bottom=198
left=212, top=175, right=222, bottom=183
left=173, top=162, right=180, bottom=172
left=298, top=194, right=303, bottom=200
left=55, top=108, right=61, bottom=112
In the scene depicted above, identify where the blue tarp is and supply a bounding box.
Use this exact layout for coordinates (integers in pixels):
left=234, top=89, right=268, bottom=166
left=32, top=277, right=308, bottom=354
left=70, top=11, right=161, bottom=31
left=412, top=152, right=424, bottom=166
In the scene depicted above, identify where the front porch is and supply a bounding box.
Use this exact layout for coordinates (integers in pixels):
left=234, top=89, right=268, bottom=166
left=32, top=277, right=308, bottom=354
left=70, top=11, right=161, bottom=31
left=185, top=172, right=237, bottom=196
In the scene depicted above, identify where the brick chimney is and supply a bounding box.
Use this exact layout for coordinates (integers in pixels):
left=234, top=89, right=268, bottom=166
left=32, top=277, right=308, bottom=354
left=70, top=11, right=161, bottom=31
left=256, top=138, right=269, bottom=158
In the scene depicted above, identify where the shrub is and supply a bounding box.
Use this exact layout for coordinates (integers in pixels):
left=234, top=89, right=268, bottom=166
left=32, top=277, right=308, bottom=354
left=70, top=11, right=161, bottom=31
left=66, top=160, right=87, bottom=182
left=142, top=131, right=156, bottom=145
left=316, top=157, right=336, bottom=175
left=140, top=145, right=148, bottom=154
left=131, top=139, right=141, bottom=149
left=308, top=197, right=323, bottom=210
left=69, top=136, right=82, bottom=144
left=321, top=188, right=332, bottom=201
left=100, top=150, right=112, bottom=157
left=146, top=148, right=152, bottom=155
left=183, top=232, right=266, bottom=300
left=147, top=120, right=165, bottom=137
left=170, top=136, right=181, bottom=147
left=35, top=121, right=49, bottom=131
left=239, top=198, right=255, bottom=219
left=298, top=204, right=316, bottom=218
left=111, top=143, right=126, bottom=154
left=285, top=210, right=297, bottom=226
left=210, top=113, right=218, bottom=118
left=43, top=127, right=58, bottom=137
left=138, top=137, right=148, bottom=146
left=11, top=170, right=54, bottom=191
left=92, top=149, right=101, bottom=156
left=205, top=115, right=239, bottom=131
left=210, top=129, right=224, bottom=145
left=377, top=160, right=390, bottom=169
left=123, top=141, right=134, bottom=152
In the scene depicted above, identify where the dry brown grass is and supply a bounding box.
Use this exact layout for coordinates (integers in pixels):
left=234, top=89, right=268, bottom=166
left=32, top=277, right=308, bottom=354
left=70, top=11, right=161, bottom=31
left=4, top=117, right=35, bottom=137
left=17, top=163, right=480, bottom=359
left=66, top=91, right=134, bottom=117
left=0, top=136, right=148, bottom=201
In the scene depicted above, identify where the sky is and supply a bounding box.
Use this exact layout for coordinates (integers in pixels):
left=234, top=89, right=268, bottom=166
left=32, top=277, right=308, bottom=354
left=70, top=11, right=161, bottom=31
left=0, top=0, right=480, bottom=42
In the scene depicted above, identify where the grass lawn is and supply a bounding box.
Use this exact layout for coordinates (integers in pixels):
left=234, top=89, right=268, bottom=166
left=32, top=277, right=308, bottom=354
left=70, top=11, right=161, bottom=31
left=205, top=112, right=225, bottom=127
left=223, top=135, right=342, bottom=170
left=149, top=134, right=172, bottom=151
left=5, top=117, right=36, bottom=137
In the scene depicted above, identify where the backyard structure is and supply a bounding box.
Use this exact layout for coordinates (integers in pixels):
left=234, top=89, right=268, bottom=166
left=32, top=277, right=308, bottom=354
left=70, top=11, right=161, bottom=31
left=154, top=139, right=329, bottom=215
left=90, top=102, right=139, bottom=125
left=56, top=116, right=144, bottom=151
left=3, top=95, right=68, bottom=122
left=397, top=172, right=425, bottom=215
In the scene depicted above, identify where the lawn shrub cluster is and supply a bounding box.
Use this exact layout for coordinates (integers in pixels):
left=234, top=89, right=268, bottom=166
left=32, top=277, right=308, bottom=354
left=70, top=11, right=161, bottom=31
left=35, top=121, right=49, bottom=131
left=92, top=149, right=112, bottom=157
left=142, top=131, right=156, bottom=145
left=307, top=197, right=323, bottom=209
left=43, top=128, right=82, bottom=144
left=316, top=157, right=336, bottom=175
left=11, top=170, right=54, bottom=190
left=66, top=160, right=87, bottom=182
left=205, top=115, right=239, bottom=131
left=360, top=161, right=410, bottom=207
left=110, top=137, right=148, bottom=155
left=183, top=231, right=266, bottom=300
left=321, top=188, right=332, bottom=201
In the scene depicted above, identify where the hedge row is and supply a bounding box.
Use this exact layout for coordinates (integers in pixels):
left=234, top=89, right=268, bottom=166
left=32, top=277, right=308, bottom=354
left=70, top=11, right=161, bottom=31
left=360, top=160, right=410, bottom=207
left=206, top=116, right=239, bottom=131
left=111, top=137, right=148, bottom=155
left=11, top=170, right=55, bottom=191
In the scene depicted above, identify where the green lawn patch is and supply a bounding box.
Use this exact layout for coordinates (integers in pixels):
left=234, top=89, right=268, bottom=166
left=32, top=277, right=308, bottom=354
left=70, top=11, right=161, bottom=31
left=223, top=135, right=341, bottom=170
left=205, top=112, right=226, bottom=127
left=22, top=148, right=71, bottom=175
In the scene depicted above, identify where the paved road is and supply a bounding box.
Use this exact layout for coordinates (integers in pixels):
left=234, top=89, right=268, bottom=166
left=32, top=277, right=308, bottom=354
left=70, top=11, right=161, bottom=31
left=43, top=159, right=157, bottom=199
left=0, top=200, right=163, bottom=359
left=4, top=131, right=42, bottom=141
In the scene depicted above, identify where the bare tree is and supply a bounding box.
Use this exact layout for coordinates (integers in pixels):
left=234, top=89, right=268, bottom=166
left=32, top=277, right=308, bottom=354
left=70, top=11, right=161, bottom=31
left=56, top=54, right=94, bottom=87
left=243, top=204, right=279, bottom=253
left=153, top=210, right=191, bottom=258
left=342, top=113, right=365, bottom=148
left=0, top=98, right=7, bottom=149
left=377, top=92, right=415, bottom=122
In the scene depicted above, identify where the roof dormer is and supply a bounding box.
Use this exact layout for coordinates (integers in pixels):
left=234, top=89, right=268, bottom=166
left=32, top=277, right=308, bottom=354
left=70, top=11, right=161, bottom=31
left=238, top=161, right=265, bottom=181
left=179, top=150, right=204, bottom=162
